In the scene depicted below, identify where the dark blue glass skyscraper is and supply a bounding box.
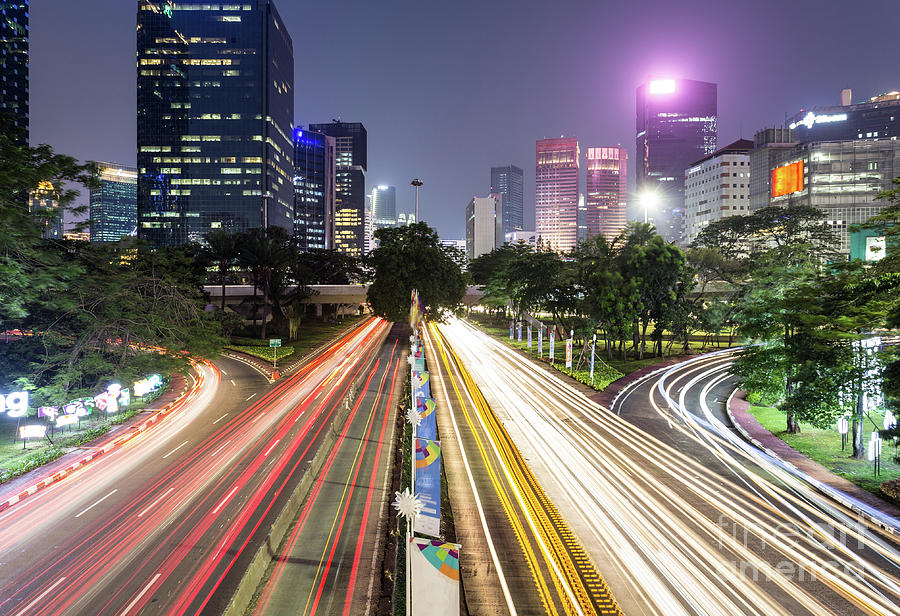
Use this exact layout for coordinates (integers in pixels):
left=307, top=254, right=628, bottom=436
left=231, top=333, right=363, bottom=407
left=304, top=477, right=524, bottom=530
left=136, top=1, right=294, bottom=246
left=0, top=1, right=28, bottom=145
left=490, top=165, right=524, bottom=235
left=91, top=163, right=138, bottom=242
left=293, top=127, right=334, bottom=251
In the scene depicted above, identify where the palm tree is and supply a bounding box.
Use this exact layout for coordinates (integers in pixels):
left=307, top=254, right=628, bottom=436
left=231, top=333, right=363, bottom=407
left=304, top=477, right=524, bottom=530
left=238, top=227, right=291, bottom=339
left=203, top=230, right=237, bottom=311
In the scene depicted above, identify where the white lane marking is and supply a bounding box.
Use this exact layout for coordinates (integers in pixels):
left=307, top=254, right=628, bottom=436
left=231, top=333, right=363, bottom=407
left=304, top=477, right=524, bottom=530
left=74, top=489, right=118, bottom=518
left=220, top=369, right=228, bottom=376
left=213, top=413, right=229, bottom=424
left=252, top=412, right=264, bottom=423
left=230, top=379, right=236, bottom=387
left=212, top=485, right=240, bottom=515
left=246, top=393, right=257, bottom=401
left=210, top=440, right=232, bottom=458
left=137, top=487, right=175, bottom=518
left=263, top=439, right=280, bottom=457
left=162, top=440, right=189, bottom=459
left=13, top=576, right=67, bottom=616
left=118, top=573, right=161, bottom=616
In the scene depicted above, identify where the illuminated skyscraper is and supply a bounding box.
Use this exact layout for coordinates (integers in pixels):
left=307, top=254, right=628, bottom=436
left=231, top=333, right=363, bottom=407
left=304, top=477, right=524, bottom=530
left=309, top=121, right=367, bottom=257
left=90, top=162, right=138, bottom=242
left=585, top=147, right=628, bottom=241
left=535, top=137, right=579, bottom=253
left=28, top=181, right=61, bottom=239
left=636, top=78, right=717, bottom=244
left=466, top=194, right=503, bottom=260
left=490, top=165, right=524, bottom=235
left=136, top=1, right=294, bottom=246
left=293, top=127, right=335, bottom=251
left=0, top=1, right=28, bottom=145
left=371, top=185, right=396, bottom=228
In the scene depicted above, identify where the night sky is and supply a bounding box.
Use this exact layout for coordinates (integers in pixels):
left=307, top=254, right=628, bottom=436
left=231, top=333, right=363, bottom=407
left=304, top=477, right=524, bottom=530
left=32, top=0, right=899, bottom=239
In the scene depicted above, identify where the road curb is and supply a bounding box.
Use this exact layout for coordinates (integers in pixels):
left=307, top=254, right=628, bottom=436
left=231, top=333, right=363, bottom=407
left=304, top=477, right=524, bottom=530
left=725, top=388, right=900, bottom=535
left=0, top=366, right=200, bottom=513
left=222, top=325, right=390, bottom=616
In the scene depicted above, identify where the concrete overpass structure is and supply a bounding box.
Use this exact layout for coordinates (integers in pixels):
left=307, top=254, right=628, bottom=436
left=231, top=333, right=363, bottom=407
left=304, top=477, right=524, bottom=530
left=204, top=284, right=485, bottom=320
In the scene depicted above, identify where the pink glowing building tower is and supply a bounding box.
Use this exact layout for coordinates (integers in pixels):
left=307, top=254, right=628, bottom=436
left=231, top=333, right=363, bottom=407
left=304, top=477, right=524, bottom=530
left=585, top=147, right=628, bottom=241
left=535, top=137, right=580, bottom=253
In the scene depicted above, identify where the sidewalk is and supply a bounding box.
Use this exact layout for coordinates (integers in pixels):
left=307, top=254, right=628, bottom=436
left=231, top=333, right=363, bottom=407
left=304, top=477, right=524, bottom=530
left=0, top=372, right=188, bottom=504
left=728, top=389, right=900, bottom=519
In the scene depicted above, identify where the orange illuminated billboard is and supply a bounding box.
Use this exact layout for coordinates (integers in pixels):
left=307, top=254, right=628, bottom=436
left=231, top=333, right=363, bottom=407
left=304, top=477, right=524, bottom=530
left=771, top=161, right=804, bottom=197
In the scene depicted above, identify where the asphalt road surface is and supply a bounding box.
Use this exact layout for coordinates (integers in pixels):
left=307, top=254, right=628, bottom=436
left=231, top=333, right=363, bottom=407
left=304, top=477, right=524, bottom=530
left=437, top=317, right=900, bottom=616
left=0, top=317, right=390, bottom=616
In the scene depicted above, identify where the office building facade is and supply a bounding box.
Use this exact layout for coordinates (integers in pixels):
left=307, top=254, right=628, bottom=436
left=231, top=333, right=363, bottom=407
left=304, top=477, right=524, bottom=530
left=535, top=137, right=580, bottom=253
left=309, top=121, right=367, bottom=257
left=293, top=127, right=334, bottom=251
left=636, top=78, right=717, bottom=244
left=749, top=128, right=797, bottom=211
left=683, top=139, right=753, bottom=245
left=136, top=0, right=294, bottom=246
left=490, top=165, right=524, bottom=235
left=585, top=147, right=628, bottom=241
left=29, top=181, right=61, bottom=239
left=371, top=185, right=396, bottom=228
left=90, top=162, right=138, bottom=242
left=0, top=1, right=27, bottom=145
left=466, top=194, right=503, bottom=260
left=787, top=90, right=900, bottom=143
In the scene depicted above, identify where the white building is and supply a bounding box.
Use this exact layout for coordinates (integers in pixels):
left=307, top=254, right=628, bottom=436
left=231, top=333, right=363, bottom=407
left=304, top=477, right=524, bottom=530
left=465, top=193, right=503, bottom=260
left=684, top=138, right=754, bottom=245
left=504, top=230, right=539, bottom=248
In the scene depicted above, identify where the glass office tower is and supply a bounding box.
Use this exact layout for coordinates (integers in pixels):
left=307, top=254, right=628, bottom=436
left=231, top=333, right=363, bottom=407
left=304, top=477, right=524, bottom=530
left=370, top=185, right=396, bottom=228
left=90, top=162, right=138, bottom=242
left=136, top=1, right=294, bottom=246
left=636, top=78, right=717, bottom=244
left=585, top=147, right=627, bottom=241
left=308, top=122, right=367, bottom=257
left=490, top=165, right=524, bottom=235
left=293, top=128, right=334, bottom=251
left=0, top=1, right=28, bottom=145
left=536, top=138, right=579, bottom=253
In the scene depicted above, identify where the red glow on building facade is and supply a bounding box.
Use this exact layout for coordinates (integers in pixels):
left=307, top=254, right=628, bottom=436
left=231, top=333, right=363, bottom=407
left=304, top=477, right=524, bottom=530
left=586, top=147, right=628, bottom=241
left=536, top=137, right=580, bottom=253
left=771, top=160, right=804, bottom=197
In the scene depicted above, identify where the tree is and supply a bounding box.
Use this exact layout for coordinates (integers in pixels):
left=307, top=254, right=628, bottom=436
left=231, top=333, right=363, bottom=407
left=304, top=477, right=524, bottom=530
left=367, top=222, right=466, bottom=322
left=202, top=229, right=238, bottom=311
left=237, top=227, right=292, bottom=339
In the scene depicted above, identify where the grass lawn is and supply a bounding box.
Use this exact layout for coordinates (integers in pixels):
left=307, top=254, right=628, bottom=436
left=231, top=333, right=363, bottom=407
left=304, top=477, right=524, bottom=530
left=471, top=318, right=688, bottom=379
left=749, top=405, right=900, bottom=497
left=0, top=380, right=169, bottom=484
left=228, top=316, right=365, bottom=366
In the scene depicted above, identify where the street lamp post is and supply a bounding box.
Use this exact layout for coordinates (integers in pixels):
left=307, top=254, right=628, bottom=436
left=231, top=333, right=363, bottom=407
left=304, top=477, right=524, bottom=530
left=411, top=178, right=423, bottom=223
left=640, top=188, right=660, bottom=224
left=262, top=190, right=273, bottom=228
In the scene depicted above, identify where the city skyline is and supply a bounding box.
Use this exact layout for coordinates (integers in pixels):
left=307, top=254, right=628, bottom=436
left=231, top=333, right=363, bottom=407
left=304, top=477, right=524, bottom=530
left=26, top=0, right=900, bottom=240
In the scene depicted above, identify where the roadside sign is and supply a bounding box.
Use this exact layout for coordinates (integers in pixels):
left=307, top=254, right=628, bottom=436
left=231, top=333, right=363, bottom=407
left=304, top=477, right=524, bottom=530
left=270, top=339, right=282, bottom=348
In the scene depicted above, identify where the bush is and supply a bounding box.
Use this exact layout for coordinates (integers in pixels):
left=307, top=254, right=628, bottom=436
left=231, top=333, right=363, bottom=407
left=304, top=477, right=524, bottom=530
left=0, top=447, right=65, bottom=484
left=882, top=478, right=900, bottom=503
left=224, top=345, right=295, bottom=363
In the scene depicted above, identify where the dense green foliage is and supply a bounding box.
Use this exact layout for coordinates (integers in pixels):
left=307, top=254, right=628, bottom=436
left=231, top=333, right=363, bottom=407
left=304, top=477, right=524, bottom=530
left=366, top=223, right=467, bottom=322
left=0, top=136, right=225, bottom=408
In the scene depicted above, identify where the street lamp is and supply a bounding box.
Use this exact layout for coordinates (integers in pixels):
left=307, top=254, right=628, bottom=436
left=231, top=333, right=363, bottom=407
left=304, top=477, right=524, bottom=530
left=639, top=188, right=661, bottom=224
left=410, top=178, right=423, bottom=223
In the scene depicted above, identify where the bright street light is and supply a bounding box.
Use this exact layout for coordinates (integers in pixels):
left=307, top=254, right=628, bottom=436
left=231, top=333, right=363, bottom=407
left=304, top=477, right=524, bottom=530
left=639, top=188, right=661, bottom=224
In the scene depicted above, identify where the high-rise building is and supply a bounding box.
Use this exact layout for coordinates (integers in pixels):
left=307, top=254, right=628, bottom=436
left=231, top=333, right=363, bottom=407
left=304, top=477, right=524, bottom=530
left=466, top=193, right=503, bottom=260
left=309, top=121, right=367, bottom=257
left=535, top=137, right=580, bottom=253
left=90, top=162, right=138, bottom=243
left=585, top=147, right=628, bottom=241
left=683, top=139, right=753, bottom=245
left=371, top=185, right=397, bottom=228
left=136, top=1, right=294, bottom=246
left=636, top=78, right=717, bottom=244
left=0, top=1, right=28, bottom=145
left=752, top=89, right=900, bottom=255
left=28, top=181, right=61, bottom=240
left=490, top=165, right=524, bottom=235
left=293, top=127, right=335, bottom=251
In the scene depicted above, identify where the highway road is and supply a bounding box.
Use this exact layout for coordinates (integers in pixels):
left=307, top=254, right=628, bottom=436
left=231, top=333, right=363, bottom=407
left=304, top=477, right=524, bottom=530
left=250, top=324, right=405, bottom=616
left=0, top=317, right=390, bottom=616
left=424, top=322, right=621, bottom=616
left=436, top=317, right=900, bottom=616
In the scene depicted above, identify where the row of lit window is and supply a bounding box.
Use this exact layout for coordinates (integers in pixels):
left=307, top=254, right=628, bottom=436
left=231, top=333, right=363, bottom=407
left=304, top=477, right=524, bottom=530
left=153, top=37, right=227, bottom=44
left=140, top=58, right=236, bottom=66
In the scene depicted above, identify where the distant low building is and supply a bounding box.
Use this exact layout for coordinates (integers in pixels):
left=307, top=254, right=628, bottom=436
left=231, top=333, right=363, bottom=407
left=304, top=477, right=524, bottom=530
left=504, top=230, right=539, bottom=248
left=683, top=139, right=753, bottom=245
left=466, top=194, right=503, bottom=260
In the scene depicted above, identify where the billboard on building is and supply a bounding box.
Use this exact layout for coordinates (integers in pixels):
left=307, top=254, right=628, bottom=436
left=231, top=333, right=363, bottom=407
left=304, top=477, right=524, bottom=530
left=771, top=161, right=804, bottom=197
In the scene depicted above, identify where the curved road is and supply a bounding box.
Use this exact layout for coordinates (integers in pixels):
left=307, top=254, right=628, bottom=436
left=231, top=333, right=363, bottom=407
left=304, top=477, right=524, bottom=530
left=438, top=318, right=900, bottom=616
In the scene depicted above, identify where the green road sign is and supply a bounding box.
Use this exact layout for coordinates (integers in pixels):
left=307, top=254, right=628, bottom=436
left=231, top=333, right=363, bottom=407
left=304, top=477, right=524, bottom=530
left=270, top=339, right=282, bottom=348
